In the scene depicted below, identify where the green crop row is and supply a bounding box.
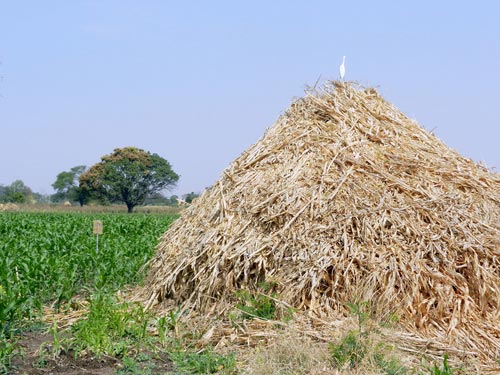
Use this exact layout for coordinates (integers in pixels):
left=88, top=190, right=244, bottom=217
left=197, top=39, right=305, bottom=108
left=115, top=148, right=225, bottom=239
left=0, top=211, right=177, bottom=337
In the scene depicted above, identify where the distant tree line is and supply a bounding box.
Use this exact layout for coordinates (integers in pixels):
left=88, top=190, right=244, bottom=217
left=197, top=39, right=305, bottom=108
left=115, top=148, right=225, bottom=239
left=0, top=180, right=37, bottom=204
left=0, top=146, right=201, bottom=212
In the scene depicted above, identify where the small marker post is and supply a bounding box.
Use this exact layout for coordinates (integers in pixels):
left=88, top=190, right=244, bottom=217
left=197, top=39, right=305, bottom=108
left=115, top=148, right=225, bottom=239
left=93, top=220, right=103, bottom=253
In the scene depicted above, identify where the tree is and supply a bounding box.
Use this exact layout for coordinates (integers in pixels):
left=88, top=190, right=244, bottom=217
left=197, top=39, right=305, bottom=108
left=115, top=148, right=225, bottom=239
left=167, top=195, right=179, bottom=206
left=79, top=147, right=179, bottom=213
left=144, top=192, right=170, bottom=206
left=2, top=180, right=33, bottom=203
left=33, top=192, right=51, bottom=204
left=52, top=165, right=87, bottom=205
left=183, top=191, right=200, bottom=204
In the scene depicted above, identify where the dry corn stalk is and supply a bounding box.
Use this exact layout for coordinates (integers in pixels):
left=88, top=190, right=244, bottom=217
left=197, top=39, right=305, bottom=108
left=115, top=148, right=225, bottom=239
left=137, top=81, right=500, bottom=363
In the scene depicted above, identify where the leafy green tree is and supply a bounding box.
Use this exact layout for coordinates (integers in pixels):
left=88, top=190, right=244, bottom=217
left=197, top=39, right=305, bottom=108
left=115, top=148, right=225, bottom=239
left=183, top=191, right=200, bottom=204
left=2, top=180, right=33, bottom=203
left=168, top=195, right=179, bottom=206
left=144, top=192, right=170, bottom=205
left=33, top=192, right=51, bottom=204
left=79, top=147, right=179, bottom=213
left=52, top=165, right=87, bottom=206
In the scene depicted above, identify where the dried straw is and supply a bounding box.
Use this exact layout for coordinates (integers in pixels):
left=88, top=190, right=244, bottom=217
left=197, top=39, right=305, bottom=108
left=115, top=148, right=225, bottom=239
left=136, top=81, right=500, bottom=365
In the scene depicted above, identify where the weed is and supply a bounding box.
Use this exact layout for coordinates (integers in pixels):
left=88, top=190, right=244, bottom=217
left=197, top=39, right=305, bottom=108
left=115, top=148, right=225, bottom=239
left=346, top=301, right=370, bottom=334
left=422, top=354, right=454, bottom=375
left=235, top=282, right=278, bottom=320
left=0, top=333, right=17, bottom=374
left=167, top=309, right=181, bottom=333
left=381, top=313, right=400, bottom=329
left=117, top=355, right=156, bottom=375
left=32, top=355, right=49, bottom=369
left=169, top=348, right=236, bottom=374
left=329, top=301, right=371, bottom=369
left=329, top=301, right=409, bottom=374
left=235, top=290, right=275, bottom=320
left=70, top=291, right=155, bottom=357
left=329, top=330, right=366, bottom=369
left=157, top=316, right=168, bottom=345
left=157, top=309, right=181, bottom=344
left=373, top=351, right=407, bottom=374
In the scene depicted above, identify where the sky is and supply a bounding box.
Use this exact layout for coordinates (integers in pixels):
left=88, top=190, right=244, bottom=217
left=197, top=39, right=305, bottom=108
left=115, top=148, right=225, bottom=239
left=1, top=1, right=499, bottom=197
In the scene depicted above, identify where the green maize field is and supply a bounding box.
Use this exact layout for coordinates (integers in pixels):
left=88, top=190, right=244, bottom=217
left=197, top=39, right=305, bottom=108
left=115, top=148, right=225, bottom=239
left=0, top=211, right=177, bottom=338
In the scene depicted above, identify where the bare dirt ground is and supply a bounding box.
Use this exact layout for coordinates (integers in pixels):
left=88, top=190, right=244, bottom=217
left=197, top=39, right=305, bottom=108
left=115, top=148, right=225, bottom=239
left=9, top=330, right=173, bottom=375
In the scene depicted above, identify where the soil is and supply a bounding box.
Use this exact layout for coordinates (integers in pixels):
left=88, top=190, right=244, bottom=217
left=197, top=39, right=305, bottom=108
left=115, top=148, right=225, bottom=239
left=9, top=330, right=174, bottom=375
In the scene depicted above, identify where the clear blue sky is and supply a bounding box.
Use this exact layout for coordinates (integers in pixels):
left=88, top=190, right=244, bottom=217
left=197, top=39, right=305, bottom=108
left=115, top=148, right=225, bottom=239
left=1, top=1, right=499, bottom=196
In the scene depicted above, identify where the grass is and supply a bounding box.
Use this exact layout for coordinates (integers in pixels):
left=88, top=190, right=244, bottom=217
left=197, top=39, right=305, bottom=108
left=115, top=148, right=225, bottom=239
left=117, top=355, right=157, bottom=375
left=70, top=292, right=152, bottom=357
left=169, top=348, right=236, bottom=374
left=244, top=329, right=330, bottom=375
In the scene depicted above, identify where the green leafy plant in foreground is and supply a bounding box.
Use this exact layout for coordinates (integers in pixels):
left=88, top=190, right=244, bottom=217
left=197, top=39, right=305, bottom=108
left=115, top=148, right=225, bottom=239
left=157, top=309, right=181, bottom=343
left=330, top=329, right=366, bottom=369
left=70, top=291, right=152, bottom=357
left=422, top=354, right=454, bottom=375
left=373, top=350, right=408, bottom=375
left=0, top=333, right=17, bottom=374
left=235, top=281, right=278, bottom=321
left=329, top=301, right=408, bottom=374
left=346, top=301, right=370, bottom=335
left=169, top=347, right=236, bottom=374
left=116, top=355, right=156, bottom=375
left=329, top=301, right=370, bottom=369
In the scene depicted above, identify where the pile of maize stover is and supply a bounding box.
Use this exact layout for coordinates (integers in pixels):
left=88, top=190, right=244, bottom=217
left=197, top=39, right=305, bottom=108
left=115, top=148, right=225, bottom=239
left=0, top=203, right=19, bottom=211
left=138, top=81, right=500, bottom=369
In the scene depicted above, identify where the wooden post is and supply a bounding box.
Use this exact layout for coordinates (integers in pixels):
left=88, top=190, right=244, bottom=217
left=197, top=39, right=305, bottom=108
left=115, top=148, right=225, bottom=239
left=93, top=220, right=103, bottom=253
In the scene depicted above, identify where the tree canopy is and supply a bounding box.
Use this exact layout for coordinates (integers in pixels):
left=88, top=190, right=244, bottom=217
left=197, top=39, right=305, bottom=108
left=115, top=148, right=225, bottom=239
left=79, top=147, right=179, bottom=212
left=0, top=180, right=33, bottom=203
left=183, top=191, right=200, bottom=204
left=52, top=165, right=86, bottom=205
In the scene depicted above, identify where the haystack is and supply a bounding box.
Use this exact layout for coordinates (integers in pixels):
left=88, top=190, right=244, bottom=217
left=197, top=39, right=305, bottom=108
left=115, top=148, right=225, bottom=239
left=140, top=82, right=500, bottom=361
left=0, top=203, right=20, bottom=211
